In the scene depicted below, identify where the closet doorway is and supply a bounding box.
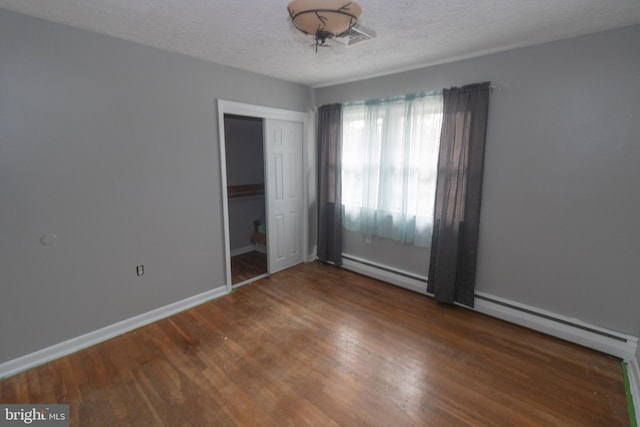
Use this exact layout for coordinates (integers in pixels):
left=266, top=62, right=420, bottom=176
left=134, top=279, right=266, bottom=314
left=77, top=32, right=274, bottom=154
left=223, top=114, right=268, bottom=287
left=218, top=100, right=308, bottom=293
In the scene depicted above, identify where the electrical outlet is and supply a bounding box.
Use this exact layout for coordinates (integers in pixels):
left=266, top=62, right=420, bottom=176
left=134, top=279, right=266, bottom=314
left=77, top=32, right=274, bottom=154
left=136, top=265, right=144, bottom=276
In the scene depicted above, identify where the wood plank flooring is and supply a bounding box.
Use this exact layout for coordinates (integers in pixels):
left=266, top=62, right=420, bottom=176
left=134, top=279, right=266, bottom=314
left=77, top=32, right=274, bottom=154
left=231, top=250, right=267, bottom=284
left=0, top=262, right=631, bottom=426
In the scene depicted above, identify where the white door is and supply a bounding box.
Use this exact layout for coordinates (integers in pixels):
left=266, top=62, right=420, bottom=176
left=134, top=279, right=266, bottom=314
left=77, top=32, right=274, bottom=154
left=265, top=119, right=304, bottom=273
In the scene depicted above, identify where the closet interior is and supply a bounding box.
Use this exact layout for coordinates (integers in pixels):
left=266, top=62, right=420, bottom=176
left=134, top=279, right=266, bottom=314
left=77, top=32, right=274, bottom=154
left=224, top=114, right=268, bottom=285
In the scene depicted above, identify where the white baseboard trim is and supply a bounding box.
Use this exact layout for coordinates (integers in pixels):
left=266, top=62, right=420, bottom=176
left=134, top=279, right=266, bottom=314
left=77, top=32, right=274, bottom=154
left=338, top=257, right=638, bottom=361
left=231, top=244, right=266, bottom=256
left=231, top=272, right=270, bottom=289
left=628, top=354, right=640, bottom=426
left=474, top=291, right=638, bottom=361
left=230, top=245, right=256, bottom=257
left=0, top=286, right=228, bottom=380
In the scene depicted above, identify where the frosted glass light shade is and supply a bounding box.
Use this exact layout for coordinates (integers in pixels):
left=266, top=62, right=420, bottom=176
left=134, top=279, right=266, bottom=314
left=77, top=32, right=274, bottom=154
left=287, top=0, right=362, bottom=40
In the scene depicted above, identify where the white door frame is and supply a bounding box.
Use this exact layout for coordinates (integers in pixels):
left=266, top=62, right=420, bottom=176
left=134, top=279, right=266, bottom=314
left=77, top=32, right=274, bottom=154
left=217, top=99, right=309, bottom=293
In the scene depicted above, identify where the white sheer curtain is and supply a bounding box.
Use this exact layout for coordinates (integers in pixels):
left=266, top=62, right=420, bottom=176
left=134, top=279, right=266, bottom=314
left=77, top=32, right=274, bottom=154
left=341, top=92, right=443, bottom=247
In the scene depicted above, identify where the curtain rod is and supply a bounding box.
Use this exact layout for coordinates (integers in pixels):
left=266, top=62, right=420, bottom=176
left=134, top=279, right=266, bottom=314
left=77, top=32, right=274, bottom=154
left=316, top=81, right=507, bottom=110
left=489, top=81, right=508, bottom=92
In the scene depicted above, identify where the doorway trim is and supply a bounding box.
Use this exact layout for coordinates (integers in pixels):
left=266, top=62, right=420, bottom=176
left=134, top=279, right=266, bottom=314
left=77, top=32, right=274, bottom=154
left=217, top=99, right=309, bottom=293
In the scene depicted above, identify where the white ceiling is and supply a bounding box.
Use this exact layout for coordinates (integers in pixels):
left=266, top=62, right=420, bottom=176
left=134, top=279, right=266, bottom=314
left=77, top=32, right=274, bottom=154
left=2, top=0, right=640, bottom=87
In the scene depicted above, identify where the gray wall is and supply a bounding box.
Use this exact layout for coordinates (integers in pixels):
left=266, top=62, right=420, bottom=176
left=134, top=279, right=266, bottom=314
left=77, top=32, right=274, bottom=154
left=343, top=231, right=429, bottom=277
left=224, top=117, right=265, bottom=187
left=0, top=10, right=310, bottom=363
left=316, top=25, right=640, bottom=335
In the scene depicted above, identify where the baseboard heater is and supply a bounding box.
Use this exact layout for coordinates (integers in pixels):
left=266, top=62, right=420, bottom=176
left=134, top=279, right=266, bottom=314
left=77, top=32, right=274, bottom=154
left=341, top=254, right=427, bottom=282
left=337, top=255, right=638, bottom=360
left=475, top=293, right=626, bottom=342
left=340, top=254, right=429, bottom=295
left=472, top=291, right=638, bottom=360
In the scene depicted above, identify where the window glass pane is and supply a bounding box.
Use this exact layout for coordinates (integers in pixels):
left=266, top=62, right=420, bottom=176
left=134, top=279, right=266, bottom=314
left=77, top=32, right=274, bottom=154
left=341, top=93, right=443, bottom=247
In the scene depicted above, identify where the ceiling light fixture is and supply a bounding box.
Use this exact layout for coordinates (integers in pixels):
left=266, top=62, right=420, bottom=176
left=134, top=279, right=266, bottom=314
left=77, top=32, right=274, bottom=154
left=287, top=0, right=362, bottom=51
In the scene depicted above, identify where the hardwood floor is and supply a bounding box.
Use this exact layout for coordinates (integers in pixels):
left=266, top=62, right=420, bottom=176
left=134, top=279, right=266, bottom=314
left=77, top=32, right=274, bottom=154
left=231, top=250, right=267, bottom=284
left=1, top=262, right=631, bottom=426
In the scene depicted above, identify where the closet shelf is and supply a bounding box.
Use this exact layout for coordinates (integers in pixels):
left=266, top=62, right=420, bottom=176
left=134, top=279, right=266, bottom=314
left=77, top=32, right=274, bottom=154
left=228, top=183, right=265, bottom=198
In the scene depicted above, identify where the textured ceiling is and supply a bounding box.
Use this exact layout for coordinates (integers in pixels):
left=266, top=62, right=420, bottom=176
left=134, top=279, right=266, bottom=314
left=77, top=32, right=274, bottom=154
left=2, top=0, right=640, bottom=87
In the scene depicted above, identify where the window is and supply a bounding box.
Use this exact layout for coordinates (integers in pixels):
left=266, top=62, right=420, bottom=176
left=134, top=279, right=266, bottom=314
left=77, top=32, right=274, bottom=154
left=341, top=92, right=443, bottom=247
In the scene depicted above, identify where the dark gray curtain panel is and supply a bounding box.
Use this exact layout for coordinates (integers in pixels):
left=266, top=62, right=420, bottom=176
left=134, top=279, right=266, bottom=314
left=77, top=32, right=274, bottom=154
left=317, top=104, right=343, bottom=266
left=427, top=82, right=491, bottom=307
